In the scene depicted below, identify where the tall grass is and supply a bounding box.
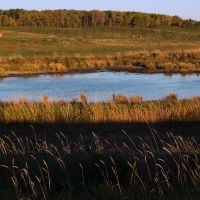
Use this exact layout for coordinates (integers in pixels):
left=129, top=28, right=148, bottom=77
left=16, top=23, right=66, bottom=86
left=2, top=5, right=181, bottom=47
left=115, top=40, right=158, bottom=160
left=1, top=94, right=200, bottom=198
left=0, top=93, right=200, bottom=124
left=1, top=48, right=200, bottom=74
left=1, top=128, right=200, bottom=199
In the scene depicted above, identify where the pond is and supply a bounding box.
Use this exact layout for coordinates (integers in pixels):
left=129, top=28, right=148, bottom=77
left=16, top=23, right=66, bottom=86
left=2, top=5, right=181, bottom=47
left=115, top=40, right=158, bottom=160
left=0, top=72, right=200, bottom=102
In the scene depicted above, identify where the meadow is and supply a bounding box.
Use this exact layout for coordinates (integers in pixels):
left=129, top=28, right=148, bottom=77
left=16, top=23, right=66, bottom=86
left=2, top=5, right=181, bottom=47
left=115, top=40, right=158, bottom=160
left=1, top=25, right=200, bottom=199
left=0, top=26, right=200, bottom=75
left=0, top=93, right=200, bottom=199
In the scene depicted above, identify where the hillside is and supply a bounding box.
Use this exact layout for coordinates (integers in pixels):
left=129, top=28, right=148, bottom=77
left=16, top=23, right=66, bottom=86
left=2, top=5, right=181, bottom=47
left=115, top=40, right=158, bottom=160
left=0, top=26, right=200, bottom=56
left=0, top=26, right=200, bottom=74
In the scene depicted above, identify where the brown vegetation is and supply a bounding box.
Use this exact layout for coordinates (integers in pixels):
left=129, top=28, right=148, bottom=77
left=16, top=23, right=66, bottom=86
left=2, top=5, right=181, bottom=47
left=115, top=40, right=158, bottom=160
left=1, top=48, right=200, bottom=76
left=87, top=34, right=92, bottom=39
left=0, top=93, right=200, bottom=124
left=0, top=32, right=2, bottom=37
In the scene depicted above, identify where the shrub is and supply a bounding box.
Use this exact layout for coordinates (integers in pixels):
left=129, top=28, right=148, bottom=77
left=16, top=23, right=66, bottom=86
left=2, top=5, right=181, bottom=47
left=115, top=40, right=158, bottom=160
left=113, top=94, right=128, bottom=103
left=9, top=54, right=25, bottom=65
left=178, top=62, right=195, bottom=69
left=147, top=62, right=156, bottom=69
left=162, top=92, right=178, bottom=102
left=0, top=67, right=5, bottom=75
left=128, top=94, right=143, bottom=103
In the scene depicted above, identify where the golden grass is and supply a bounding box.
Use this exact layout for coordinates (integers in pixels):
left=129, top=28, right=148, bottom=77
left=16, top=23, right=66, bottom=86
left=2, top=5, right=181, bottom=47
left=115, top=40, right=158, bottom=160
left=0, top=93, right=200, bottom=124
left=1, top=47, right=200, bottom=74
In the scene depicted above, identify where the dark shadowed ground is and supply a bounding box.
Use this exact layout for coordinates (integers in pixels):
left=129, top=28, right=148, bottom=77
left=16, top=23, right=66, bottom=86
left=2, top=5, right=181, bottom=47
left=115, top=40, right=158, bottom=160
left=1, top=121, right=200, bottom=151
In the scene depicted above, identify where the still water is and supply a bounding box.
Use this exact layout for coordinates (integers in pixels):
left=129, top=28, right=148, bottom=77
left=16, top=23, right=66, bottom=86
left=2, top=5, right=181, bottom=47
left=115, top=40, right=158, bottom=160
left=0, top=72, right=200, bottom=102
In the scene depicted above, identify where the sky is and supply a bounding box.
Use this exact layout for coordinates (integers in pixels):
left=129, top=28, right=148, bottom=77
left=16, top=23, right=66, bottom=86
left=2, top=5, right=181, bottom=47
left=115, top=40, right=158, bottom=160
left=1, top=0, right=200, bottom=21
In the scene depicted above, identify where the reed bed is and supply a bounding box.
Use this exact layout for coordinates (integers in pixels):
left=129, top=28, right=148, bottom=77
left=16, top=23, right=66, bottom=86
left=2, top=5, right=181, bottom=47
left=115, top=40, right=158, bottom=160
left=0, top=93, right=200, bottom=124
left=0, top=48, right=200, bottom=75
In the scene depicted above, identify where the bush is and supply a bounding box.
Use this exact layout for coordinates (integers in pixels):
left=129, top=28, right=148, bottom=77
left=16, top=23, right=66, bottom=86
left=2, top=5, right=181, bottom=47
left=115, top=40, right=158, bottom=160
left=113, top=94, right=128, bottom=103
left=128, top=94, right=143, bottom=103
left=162, top=92, right=178, bottom=102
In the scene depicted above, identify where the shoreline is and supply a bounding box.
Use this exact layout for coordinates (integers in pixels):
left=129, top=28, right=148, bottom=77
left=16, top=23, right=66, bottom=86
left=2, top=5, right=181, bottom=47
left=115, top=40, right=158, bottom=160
left=1, top=66, right=200, bottom=78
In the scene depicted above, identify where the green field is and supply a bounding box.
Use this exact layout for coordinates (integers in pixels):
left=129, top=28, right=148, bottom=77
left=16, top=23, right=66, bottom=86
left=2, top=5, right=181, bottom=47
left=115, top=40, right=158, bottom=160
left=0, top=26, right=200, bottom=57
left=0, top=26, right=200, bottom=74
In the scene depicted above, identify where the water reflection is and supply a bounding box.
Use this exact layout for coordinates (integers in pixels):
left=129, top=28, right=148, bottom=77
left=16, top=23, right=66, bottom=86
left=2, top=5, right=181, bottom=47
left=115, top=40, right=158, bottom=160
left=19, top=74, right=40, bottom=79
left=0, top=72, right=200, bottom=102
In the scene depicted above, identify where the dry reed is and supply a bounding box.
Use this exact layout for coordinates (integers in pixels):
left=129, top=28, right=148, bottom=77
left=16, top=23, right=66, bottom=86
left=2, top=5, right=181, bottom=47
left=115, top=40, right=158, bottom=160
left=0, top=93, right=200, bottom=124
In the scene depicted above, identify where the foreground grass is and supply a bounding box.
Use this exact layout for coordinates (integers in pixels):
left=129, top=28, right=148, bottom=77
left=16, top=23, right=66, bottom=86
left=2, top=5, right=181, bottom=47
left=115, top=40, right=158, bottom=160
left=0, top=94, right=200, bottom=199
left=1, top=127, right=200, bottom=199
left=0, top=26, right=200, bottom=74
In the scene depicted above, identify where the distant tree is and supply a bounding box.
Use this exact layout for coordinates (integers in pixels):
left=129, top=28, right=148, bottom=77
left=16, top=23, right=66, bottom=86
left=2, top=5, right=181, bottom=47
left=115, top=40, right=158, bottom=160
left=123, top=12, right=134, bottom=27
left=133, top=13, right=150, bottom=28
left=1, top=15, right=9, bottom=26
left=0, top=9, right=198, bottom=29
left=171, top=15, right=183, bottom=27
left=182, top=19, right=194, bottom=28
left=115, top=12, right=124, bottom=26
left=8, top=17, right=17, bottom=26
left=194, top=21, right=200, bottom=28
left=160, top=15, right=172, bottom=26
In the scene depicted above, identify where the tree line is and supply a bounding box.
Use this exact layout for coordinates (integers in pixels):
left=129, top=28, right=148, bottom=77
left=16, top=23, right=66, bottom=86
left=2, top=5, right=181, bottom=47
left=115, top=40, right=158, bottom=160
left=0, top=9, right=199, bottom=28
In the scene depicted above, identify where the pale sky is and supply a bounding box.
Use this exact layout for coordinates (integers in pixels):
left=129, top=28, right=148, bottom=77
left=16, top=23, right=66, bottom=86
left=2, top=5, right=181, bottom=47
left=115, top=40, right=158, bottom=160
left=1, top=0, right=200, bottom=21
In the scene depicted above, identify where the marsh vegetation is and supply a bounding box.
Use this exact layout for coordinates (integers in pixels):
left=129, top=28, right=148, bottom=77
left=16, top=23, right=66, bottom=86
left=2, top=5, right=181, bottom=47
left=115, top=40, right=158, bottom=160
left=0, top=92, right=200, bottom=124
left=0, top=94, right=200, bottom=199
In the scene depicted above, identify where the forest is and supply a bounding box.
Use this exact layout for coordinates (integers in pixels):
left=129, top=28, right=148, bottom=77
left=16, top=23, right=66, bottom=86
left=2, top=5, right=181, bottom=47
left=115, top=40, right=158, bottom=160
left=0, top=9, right=200, bottom=28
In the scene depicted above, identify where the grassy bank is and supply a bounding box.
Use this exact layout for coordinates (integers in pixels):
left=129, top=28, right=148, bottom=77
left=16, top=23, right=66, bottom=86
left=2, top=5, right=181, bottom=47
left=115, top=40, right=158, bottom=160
left=0, top=26, right=200, bottom=75
left=0, top=93, right=200, bottom=124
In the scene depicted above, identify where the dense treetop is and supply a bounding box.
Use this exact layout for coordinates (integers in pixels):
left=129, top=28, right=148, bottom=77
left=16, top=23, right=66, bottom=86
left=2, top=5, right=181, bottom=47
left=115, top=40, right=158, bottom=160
left=0, top=9, right=199, bottom=28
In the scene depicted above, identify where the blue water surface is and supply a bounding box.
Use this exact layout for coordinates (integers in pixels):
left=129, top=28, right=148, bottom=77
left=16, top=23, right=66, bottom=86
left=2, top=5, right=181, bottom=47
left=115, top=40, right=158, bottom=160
left=0, top=72, right=200, bottom=102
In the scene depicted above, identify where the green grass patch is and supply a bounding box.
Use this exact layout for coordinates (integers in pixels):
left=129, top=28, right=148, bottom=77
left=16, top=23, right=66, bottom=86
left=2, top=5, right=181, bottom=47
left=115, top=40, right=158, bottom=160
left=0, top=26, right=200, bottom=73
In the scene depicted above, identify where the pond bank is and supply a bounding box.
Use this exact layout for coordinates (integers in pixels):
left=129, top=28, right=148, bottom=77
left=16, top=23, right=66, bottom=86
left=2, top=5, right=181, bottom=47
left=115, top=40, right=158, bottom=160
left=1, top=65, right=200, bottom=77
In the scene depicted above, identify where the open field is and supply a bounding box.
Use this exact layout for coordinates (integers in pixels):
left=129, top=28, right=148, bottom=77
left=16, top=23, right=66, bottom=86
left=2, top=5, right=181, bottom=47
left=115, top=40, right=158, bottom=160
left=0, top=26, right=200, bottom=74
left=0, top=94, right=200, bottom=199
left=0, top=26, right=200, bottom=57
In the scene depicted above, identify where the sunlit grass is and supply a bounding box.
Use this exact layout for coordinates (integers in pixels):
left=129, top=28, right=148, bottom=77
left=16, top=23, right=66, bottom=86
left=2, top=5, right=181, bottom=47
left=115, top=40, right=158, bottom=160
left=0, top=93, right=200, bottom=124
